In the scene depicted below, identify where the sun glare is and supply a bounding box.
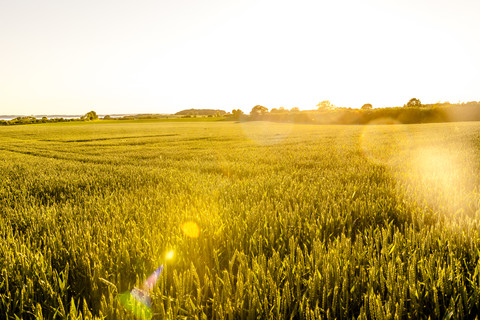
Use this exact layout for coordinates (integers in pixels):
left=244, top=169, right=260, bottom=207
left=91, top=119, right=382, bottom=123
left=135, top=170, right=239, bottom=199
left=181, top=221, right=200, bottom=238
left=388, top=127, right=477, bottom=217
left=403, top=146, right=470, bottom=211
left=240, top=121, right=293, bottom=146
left=165, top=250, right=175, bottom=260
left=359, top=119, right=412, bottom=166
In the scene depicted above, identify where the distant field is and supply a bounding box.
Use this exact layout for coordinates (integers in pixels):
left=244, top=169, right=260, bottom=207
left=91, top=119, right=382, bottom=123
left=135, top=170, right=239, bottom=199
left=1, top=121, right=480, bottom=319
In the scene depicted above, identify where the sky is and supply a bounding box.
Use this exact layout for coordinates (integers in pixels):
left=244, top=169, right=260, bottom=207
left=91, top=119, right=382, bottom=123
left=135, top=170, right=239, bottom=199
left=1, top=0, right=479, bottom=115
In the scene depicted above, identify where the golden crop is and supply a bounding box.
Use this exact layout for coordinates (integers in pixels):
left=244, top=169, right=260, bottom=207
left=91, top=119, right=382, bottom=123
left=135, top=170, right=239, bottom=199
left=1, top=121, right=479, bottom=319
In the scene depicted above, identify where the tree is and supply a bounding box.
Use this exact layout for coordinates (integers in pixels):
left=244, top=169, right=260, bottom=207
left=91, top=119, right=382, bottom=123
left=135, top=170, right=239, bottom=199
left=361, top=103, right=373, bottom=110
left=83, top=111, right=98, bottom=121
left=231, top=109, right=244, bottom=120
left=317, top=100, right=335, bottom=111
left=270, top=107, right=287, bottom=113
left=290, top=107, right=300, bottom=112
left=250, top=105, right=268, bottom=117
left=406, top=98, right=422, bottom=108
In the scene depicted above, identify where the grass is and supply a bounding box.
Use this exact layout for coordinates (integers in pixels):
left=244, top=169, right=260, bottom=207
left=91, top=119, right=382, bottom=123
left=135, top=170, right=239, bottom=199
left=1, top=120, right=480, bottom=319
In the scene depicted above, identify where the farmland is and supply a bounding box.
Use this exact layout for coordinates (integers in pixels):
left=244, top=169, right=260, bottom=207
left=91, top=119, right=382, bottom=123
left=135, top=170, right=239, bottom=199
left=1, top=120, right=480, bottom=319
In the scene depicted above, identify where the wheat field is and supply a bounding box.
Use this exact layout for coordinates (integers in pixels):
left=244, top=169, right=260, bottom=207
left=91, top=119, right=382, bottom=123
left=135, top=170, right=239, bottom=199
left=1, top=120, right=480, bottom=319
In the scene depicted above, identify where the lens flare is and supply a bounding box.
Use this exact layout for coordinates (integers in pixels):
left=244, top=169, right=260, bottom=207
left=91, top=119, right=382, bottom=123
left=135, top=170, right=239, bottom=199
left=240, top=121, right=293, bottom=146
left=119, top=291, right=152, bottom=319
left=396, top=144, right=474, bottom=214
left=387, top=124, right=476, bottom=217
left=165, top=250, right=175, bottom=260
left=119, top=265, right=163, bottom=320
left=181, top=221, right=200, bottom=238
left=359, top=119, right=412, bottom=166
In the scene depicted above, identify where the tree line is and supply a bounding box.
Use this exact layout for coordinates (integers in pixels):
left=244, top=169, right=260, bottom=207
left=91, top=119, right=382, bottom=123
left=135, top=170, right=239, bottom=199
left=0, top=111, right=99, bottom=126
left=2, top=100, right=480, bottom=126
left=228, top=99, right=480, bottom=124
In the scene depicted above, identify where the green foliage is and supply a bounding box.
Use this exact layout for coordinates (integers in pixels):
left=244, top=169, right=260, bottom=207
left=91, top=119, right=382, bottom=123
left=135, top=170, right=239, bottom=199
left=406, top=98, right=422, bottom=108
left=270, top=107, right=288, bottom=113
left=175, top=109, right=227, bottom=116
left=250, top=105, right=268, bottom=118
left=1, top=115, right=94, bottom=126
left=231, top=109, right=244, bottom=120
left=317, top=100, right=335, bottom=111
left=82, top=111, right=98, bottom=121
left=0, top=121, right=480, bottom=318
left=255, top=101, right=480, bottom=125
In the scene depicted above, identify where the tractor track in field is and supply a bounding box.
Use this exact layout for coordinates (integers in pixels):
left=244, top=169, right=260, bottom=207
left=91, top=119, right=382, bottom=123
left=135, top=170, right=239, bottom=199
left=40, top=133, right=178, bottom=143
left=0, top=146, right=115, bottom=165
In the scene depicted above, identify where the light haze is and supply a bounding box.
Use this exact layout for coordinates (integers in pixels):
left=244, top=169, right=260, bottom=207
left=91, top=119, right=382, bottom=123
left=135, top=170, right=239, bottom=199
left=1, top=0, right=479, bottom=115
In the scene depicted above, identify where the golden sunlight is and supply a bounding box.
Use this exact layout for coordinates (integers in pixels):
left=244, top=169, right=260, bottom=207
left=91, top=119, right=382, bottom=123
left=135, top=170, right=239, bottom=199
left=391, top=126, right=477, bottom=216
left=240, top=121, right=293, bottom=146
left=165, top=250, right=175, bottom=260
left=181, top=221, right=200, bottom=238
left=401, top=146, right=469, bottom=211
left=359, top=119, right=412, bottom=166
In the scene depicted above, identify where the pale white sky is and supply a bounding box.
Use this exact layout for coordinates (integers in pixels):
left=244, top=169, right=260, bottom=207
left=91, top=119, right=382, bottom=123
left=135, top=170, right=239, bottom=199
left=1, top=0, right=479, bottom=115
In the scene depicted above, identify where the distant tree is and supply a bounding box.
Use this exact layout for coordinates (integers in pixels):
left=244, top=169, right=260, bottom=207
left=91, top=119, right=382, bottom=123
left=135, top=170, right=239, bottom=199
left=406, top=98, right=422, bottom=108
left=231, top=109, right=244, bottom=120
left=317, top=100, right=335, bottom=111
left=361, top=103, right=373, bottom=110
left=13, top=116, right=36, bottom=124
left=175, top=109, right=226, bottom=116
left=270, top=107, right=288, bottom=113
left=83, top=111, right=98, bottom=121
left=250, top=105, right=268, bottom=117
left=103, top=115, right=111, bottom=120
left=290, top=107, right=300, bottom=112
left=232, top=109, right=243, bottom=120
